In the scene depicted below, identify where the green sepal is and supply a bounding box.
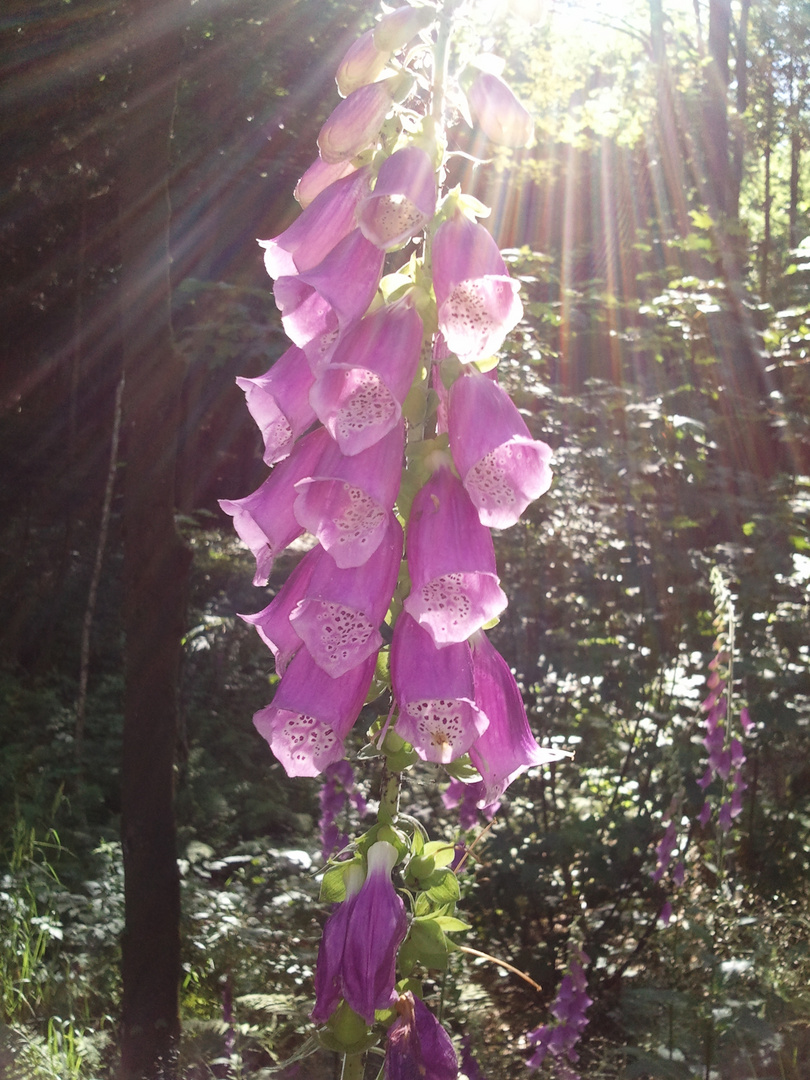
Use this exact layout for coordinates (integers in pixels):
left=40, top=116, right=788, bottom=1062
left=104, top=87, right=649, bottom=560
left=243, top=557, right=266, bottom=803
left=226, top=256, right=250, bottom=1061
left=319, top=857, right=363, bottom=904
left=443, top=755, right=481, bottom=781
left=317, top=1001, right=375, bottom=1055
left=434, top=914, right=470, bottom=933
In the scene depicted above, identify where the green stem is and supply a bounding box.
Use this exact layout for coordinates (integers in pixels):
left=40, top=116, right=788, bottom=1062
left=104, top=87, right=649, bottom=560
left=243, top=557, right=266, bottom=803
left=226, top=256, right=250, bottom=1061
left=341, top=1052, right=365, bottom=1080
left=380, top=765, right=401, bottom=824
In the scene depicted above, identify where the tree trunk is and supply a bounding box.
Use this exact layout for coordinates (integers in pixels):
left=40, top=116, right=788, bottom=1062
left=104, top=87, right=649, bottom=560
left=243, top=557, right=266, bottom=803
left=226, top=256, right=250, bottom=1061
left=789, top=129, right=801, bottom=252
left=117, top=1, right=189, bottom=1076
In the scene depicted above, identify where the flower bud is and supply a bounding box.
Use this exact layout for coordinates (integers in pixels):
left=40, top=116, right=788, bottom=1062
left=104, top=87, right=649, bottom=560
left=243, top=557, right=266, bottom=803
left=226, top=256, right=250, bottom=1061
left=466, top=71, right=534, bottom=148
left=336, top=28, right=391, bottom=97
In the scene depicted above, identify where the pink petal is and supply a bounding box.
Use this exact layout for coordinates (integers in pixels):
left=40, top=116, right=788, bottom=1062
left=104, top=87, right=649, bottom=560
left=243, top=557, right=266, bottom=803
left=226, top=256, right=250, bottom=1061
left=274, top=229, right=385, bottom=369
left=392, top=613, right=488, bottom=763
left=449, top=369, right=552, bottom=527
left=239, top=549, right=319, bottom=674
left=294, top=422, right=404, bottom=568
left=469, top=631, right=567, bottom=804
left=357, top=146, right=437, bottom=251
left=259, top=167, right=371, bottom=279
left=218, top=428, right=330, bottom=586
left=253, top=649, right=377, bottom=777
left=403, top=465, right=507, bottom=645
left=433, top=212, right=523, bottom=364
left=310, top=296, right=423, bottom=454
left=236, top=344, right=317, bottom=465
left=311, top=863, right=364, bottom=1023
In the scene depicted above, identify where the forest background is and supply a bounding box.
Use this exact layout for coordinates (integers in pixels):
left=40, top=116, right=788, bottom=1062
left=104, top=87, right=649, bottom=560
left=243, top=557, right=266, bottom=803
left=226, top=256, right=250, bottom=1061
left=1, top=0, right=809, bottom=1077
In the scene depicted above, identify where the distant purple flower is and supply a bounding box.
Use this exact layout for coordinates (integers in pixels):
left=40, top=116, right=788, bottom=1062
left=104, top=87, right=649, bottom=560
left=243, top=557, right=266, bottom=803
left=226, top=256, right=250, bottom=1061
left=218, top=427, right=330, bottom=586
left=392, top=613, right=488, bottom=764
left=357, top=146, right=438, bottom=251
left=274, top=228, right=385, bottom=370
left=469, top=630, right=566, bottom=805
left=318, top=82, right=393, bottom=163
left=319, top=760, right=366, bottom=861
left=432, top=212, right=523, bottom=364
left=310, top=296, right=423, bottom=455
left=259, top=167, right=371, bottom=278
left=294, top=422, right=404, bottom=568
left=659, top=901, right=673, bottom=926
left=385, top=992, right=458, bottom=1080
left=236, top=344, right=317, bottom=466
left=460, top=1035, right=486, bottom=1080
left=527, top=949, right=591, bottom=1075
left=442, top=777, right=499, bottom=831
left=403, top=465, right=507, bottom=646
left=651, top=821, right=678, bottom=884
left=312, top=841, right=408, bottom=1025
left=253, top=650, right=377, bottom=777
left=448, top=370, right=552, bottom=529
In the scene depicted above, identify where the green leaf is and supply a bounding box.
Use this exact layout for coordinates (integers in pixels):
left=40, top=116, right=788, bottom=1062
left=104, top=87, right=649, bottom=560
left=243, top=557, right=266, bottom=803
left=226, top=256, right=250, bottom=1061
left=399, top=917, right=450, bottom=973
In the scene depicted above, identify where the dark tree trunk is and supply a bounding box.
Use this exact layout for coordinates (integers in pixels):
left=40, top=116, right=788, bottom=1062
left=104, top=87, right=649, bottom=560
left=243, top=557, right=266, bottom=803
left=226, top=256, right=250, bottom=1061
left=117, top=0, right=189, bottom=1077
left=789, top=129, right=801, bottom=252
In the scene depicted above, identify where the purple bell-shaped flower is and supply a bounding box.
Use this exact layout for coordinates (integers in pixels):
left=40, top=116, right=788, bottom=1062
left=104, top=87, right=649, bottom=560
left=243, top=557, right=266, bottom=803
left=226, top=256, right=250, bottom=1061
left=357, top=146, right=437, bottom=251
left=253, top=648, right=377, bottom=777
left=236, top=344, right=316, bottom=465
left=294, top=421, right=404, bottom=568
left=291, top=514, right=403, bottom=677
left=432, top=212, right=523, bottom=364
left=469, top=631, right=567, bottom=805
left=385, top=992, right=458, bottom=1080
left=259, top=167, right=371, bottom=279
left=274, top=228, right=385, bottom=370
left=403, top=464, right=507, bottom=646
left=448, top=368, right=552, bottom=528
left=218, top=427, right=330, bottom=586
left=392, top=613, right=488, bottom=763
left=312, top=841, right=408, bottom=1025
left=310, top=296, right=423, bottom=455
left=239, top=548, right=319, bottom=675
